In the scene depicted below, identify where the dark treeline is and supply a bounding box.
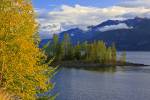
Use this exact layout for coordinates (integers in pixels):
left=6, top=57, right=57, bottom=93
left=44, top=33, right=117, bottom=65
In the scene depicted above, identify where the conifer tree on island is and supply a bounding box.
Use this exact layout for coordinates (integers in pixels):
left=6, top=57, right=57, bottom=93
left=0, top=0, right=54, bottom=99
left=45, top=33, right=118, bottom=66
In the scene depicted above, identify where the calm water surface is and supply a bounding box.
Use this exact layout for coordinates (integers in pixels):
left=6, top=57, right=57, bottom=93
left=52, top=52, right=150, bottom=100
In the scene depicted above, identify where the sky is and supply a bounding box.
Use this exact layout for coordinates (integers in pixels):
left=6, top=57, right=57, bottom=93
left=32, top=0, right=122, bottom=10
left=32, top=0, right=150, bottom=39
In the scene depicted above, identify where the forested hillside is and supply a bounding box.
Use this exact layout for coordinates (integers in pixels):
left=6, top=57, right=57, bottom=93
left=41, top=17, right=150, bottom=51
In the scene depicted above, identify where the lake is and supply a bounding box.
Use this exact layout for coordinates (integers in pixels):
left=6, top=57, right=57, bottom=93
left=52, top=52, right=150, bottom=100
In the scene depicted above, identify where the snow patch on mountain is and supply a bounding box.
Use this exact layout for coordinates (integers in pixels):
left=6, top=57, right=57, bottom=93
left=98, top=23, right=133, bottom=32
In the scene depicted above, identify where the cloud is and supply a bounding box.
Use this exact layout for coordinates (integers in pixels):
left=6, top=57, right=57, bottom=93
left=119, top=0, right=150, bottom=8
left=99, top=23, right=133, bottom=32
left=36, top=1, right=150, bottom=38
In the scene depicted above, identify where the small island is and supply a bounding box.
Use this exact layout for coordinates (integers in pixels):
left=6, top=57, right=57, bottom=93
left=52, top=61, right=148, bottom=68
left=44, top=34, right=148, bottom=68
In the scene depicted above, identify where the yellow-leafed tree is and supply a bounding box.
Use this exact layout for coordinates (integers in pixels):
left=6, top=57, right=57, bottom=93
left=0, top=0, right=54, bottom=99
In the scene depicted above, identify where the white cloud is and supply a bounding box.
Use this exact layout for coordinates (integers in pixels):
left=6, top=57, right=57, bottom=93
left=36, top=0, right=150, bottom=38
left=99, top=23, right=133, bottom=32
left=119, top=0, right=150, bottom=8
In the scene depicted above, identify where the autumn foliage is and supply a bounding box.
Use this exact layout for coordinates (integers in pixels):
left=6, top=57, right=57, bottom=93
left=0, top=0, right=54, bottom=99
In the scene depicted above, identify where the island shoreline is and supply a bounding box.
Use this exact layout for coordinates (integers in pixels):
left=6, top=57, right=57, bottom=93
left=51, top=61, right=149, bottom=68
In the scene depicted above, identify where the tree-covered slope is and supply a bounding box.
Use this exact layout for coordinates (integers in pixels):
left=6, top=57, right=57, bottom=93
left=41, top=17, right=150, bottom=51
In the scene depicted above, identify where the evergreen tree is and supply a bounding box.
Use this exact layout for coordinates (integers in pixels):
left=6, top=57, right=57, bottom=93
left=52, top=34, right=59, bottom=59
left=120, top=51, right=126, bottom=64
left=88, top=44, right=95, bottom=62
left=111, top=43, right=117, bottom=65
left=56, top=43, right=63, bottom=61
left=53, top=34, right=59, bottom=46
left=81, top=41, right=88, bottom=60
left=96, top=41, right=107, bottom=63
left=74, top=42, right=81, bottom=60
left=44, top=34, right=117, bottom=66
left=106, top=47, right=112, bottom=64
left=62, top=33, right=72, bottom=60
left=93, top=41, right=98, bottom=62
left=0, top=0, right=54, bottom=99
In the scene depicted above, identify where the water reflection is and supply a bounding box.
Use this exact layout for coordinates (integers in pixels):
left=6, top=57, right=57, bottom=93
left=52, top=52, right=150, bottom=100
left=53, top=66, right=150, bottom=100
left=72, top=66, right=117, bottom=73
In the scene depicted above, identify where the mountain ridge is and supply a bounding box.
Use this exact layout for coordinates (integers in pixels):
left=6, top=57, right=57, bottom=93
left=41, top=17, right=150, bottom=51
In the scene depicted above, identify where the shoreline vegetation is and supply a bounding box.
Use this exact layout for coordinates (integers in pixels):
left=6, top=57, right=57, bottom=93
left=52, top=61, right=148, bottom=68
left=44, top=34, right=148, bottom=68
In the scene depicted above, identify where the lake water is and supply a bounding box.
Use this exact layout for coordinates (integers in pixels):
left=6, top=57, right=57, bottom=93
left=52, top=52, right=150, bottom=100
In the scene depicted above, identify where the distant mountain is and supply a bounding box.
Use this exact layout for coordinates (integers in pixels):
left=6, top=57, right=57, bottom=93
left=41, top=17, right=150, bottom=51
left=88, top=17, right=150, bottom=51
